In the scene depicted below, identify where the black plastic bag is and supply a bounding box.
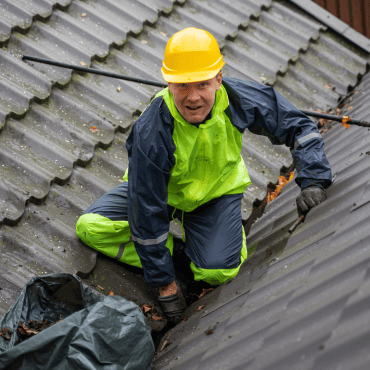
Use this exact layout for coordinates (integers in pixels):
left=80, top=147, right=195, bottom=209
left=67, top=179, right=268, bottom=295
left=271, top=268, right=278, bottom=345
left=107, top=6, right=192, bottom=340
left=0, top=273, right=154, bottom=369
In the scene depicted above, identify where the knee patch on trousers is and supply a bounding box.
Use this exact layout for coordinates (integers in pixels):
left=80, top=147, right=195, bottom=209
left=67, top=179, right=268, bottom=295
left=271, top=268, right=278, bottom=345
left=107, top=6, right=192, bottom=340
left=190, top=226, right=247, bottom=285
left=76, top=213, right=174, bottom=268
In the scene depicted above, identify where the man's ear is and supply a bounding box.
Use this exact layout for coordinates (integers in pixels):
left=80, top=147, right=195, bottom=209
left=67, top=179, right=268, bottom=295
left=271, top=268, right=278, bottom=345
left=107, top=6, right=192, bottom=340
left=216, top=70, right=222, bottom=90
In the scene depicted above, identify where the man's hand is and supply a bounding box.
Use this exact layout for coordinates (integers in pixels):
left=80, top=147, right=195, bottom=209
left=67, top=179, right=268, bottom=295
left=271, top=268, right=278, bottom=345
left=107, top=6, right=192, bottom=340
left=296, top=187, right=327, bottom=216
left=157, top=280, right=186, bottom=324
left=159, top=281, right=177, bottom=297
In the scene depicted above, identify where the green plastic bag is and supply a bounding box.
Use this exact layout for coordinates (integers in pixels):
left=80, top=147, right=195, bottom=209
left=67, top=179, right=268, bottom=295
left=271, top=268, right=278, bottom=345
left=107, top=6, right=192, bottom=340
left=0, top=273, right=154, bottom=370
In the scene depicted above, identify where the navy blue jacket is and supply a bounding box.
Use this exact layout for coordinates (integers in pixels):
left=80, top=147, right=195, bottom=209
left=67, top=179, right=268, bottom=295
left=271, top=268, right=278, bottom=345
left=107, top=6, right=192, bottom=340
left=126, top=77, right=332, bottom=287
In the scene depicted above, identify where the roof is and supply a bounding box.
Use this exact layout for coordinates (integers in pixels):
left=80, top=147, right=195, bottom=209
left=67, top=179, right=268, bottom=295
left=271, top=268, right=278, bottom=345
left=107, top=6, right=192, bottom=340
left=153, top=70, right=370, bottom=369
left=0, top=0, right=369, bottom=354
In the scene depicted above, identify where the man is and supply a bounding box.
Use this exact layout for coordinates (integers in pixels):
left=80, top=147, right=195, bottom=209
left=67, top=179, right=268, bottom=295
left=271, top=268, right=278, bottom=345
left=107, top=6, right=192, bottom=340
left=76, top=28, right=331, bottom=322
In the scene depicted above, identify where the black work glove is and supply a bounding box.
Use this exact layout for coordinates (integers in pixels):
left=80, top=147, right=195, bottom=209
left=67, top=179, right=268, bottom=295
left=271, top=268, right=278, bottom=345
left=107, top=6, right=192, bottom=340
left=296, top=187, right=327, bottom=216
left=157, top=282, right=187, bottom=324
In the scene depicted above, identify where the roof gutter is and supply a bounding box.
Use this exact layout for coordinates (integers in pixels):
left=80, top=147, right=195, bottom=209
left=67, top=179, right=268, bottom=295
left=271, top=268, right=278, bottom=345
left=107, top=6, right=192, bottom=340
left=288, top=0, right=370, bottom=53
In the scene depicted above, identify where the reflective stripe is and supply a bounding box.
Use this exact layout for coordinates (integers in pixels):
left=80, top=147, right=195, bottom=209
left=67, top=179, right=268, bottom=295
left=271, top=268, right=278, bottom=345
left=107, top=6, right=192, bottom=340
left=294, top=133, right=321, bottom=149
left=132, top=232, right=168, bottom=246
left=114, top=237, right=132, bottom=261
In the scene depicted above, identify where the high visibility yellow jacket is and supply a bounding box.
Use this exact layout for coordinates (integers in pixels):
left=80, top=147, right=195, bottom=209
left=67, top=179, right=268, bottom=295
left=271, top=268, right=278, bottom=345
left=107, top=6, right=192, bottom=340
left=125, top=77, right=332, bottom=287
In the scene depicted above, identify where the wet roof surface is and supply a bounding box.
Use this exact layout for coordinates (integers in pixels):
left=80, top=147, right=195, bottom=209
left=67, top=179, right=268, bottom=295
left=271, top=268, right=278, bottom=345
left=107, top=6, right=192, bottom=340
left=153, top=70, right=370, bottom=368
left=0, top=0, right=369, bottom=351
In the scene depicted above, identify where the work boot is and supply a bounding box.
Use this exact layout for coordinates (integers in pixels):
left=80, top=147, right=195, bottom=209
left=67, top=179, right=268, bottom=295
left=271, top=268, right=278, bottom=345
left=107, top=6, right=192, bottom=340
left=157, top=283, right=187, bottom=324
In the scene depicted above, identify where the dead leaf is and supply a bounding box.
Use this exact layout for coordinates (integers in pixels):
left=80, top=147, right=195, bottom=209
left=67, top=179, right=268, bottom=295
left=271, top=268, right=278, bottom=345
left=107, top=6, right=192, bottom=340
left=342, top=122, right=350, bottom=130
left=141, top=304, right=154, bottom=314
left=347, top=106, right=353, bottom=111
left=325, top=84, right=332, bottom=89
left=109, top=290, right=114, bottom=295
left=160, top=332, right=171, bottom=352
left=205, top=329, right=213, bottom=335
left=90, top=126, right=99, bottom=132
left=141, top=40, right=147, bottom=44
left=267, top=172, right=294, bottom=203
left=198, top=288, right=213, bottom=299
left=196, top=305, right=205, bottom=313
left=97, top=285, right=104, bottom=291
left=344, top=103, right=349, bottom=108
left=178, top=316, right=190, bottom=325
left=81, top=13, right=86, bottom=17
left=336, top=108, right=341, bottom=115
left=19, top=323, right=38, bottom=336
left=80, top=61, right=87, bottom=66
left=151, top=313, right=163, bottom=321
left=117, top=87, right=121, bottom=92
left=260, top=76, right=266, bottom=81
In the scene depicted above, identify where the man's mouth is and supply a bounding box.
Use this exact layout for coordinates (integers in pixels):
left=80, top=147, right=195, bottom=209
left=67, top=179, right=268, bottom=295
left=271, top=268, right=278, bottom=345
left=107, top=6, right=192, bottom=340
left=186, top=106, right=202, bottom=111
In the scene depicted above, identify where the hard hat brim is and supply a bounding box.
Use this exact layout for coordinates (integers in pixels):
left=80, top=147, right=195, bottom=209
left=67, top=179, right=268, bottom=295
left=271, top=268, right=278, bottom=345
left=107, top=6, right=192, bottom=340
left=161, top=60, right=225, bottom=83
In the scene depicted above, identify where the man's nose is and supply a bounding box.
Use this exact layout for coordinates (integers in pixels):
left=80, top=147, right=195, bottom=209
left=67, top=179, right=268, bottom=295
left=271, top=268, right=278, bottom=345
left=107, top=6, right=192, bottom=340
left=186, top=87, right=201, bottom=102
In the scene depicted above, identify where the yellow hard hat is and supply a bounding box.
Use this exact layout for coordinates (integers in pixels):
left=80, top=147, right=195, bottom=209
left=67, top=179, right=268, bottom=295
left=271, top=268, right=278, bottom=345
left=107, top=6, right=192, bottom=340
left=161, top=27, right=225, bottom=83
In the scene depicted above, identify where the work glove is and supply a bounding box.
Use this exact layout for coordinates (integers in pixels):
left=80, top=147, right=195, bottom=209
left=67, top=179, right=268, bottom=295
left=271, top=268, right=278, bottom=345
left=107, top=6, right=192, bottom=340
left=296, top=187, right=327, bottom=216
left=157, top=282, right=187, bottom=324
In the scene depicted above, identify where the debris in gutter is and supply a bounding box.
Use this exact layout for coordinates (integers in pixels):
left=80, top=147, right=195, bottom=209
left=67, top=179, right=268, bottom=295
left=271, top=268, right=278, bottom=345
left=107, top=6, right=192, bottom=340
left=109, top=290, right=114, bottom=295
left=160, top=332, right=171, bottom=351
left=141, top=303, right=164, bottom=322
left=198, top=288, right=213, bottom=299
left=117, top=87, right=121, bottom=92
left=151, top=313, right=163, bottom=321
left=141, top=303, right=154, bottom=314
left=267, top=172, right=294, bottom=203
left=178, top=316, right=190, bottom=325
left=347, top=106, right=353, bottom=111
left=205, top=329, right=213, bottom=335
left=80, top=61, right=87, bottom=66
left=196, top=305, right=204, bottom=313
left=96, top=285, right=104, bottom=291
left=81, top=13, right=86, bottom=17
left=90, top=126, right=99, bottom=132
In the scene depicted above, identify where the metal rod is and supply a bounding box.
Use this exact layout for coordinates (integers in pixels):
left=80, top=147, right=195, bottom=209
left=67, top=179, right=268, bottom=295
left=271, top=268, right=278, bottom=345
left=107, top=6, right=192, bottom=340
left=288, top=215, right=305, bottom=234
left=288, top=173, right=337, bottom=234
left=300, top=110, right=370, bottom=127
left=22, top=55, right=167, bottom=88
left=22, top=55, right=370, bottom=126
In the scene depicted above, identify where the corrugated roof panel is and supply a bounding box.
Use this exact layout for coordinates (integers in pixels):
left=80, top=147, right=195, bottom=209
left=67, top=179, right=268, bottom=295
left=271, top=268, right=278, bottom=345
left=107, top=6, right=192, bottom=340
left=274, top=31, right=369, bottom=110
left=153, top=66, right=370, bottom=369
left=222, top=1, right=325, bottom=84
left=0, top=0, right=368, bottom=351
left=0, top=0, right=71, bottom=43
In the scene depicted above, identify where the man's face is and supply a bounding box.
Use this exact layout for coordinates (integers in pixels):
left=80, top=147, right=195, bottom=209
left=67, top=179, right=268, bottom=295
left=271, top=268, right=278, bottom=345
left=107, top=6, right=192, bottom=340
left=168, top=72, right=222, bottom=124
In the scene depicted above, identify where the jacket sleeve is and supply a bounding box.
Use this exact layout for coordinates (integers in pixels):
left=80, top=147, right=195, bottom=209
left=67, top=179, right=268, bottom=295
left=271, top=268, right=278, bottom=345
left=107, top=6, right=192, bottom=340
left=125, top=97, right=176, bottom=288
left=223, top=77, right=332, bottom=189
